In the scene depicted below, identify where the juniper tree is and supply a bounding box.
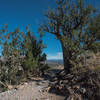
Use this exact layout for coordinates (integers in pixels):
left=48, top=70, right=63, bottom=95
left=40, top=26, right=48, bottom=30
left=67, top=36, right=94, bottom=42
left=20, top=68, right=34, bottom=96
left=89, top=13, right=100, bottom=40
left=39, top=0, right=100, bottom=73
left=0, top=25, right=23, bottom=56
left=23, top=29, right=46, bottom=73
left=0, top=25, right=47, bottom=74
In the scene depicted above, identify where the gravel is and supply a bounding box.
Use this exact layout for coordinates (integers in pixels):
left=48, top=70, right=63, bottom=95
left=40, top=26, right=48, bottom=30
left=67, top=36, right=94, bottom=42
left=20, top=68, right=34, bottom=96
left=0, top=79, right=65, bottom=100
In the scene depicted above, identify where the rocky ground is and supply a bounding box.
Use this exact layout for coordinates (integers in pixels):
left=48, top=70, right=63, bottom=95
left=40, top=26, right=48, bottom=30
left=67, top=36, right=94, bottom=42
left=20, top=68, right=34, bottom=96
left=0, top=78, right=65, bottom=100
left=0, top=65, right=100, bottom=100
left=50, top=70, right=100, bottom=100
left=0, top=66, right=65, bottom=100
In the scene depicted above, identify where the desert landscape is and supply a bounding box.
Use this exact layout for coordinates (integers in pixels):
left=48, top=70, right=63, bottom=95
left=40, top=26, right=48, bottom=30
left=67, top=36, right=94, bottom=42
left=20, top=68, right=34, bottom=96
left=0, top=0, right=100, bottom=100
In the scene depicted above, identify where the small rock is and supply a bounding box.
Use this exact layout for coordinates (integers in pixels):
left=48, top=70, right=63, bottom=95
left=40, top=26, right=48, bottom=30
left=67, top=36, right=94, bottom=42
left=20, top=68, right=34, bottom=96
left=80, top=88, right=86, bottom=94
left=66, top=96, right=74, bottom=100
left=24, top=82, right=28, bottom=85
left=53, top=77, right=58, bottom=81
left=39, top=89, right=42, bottom=92
left=8, top=85, right=13, bottom=90
left=17, top=85, right=25, bottom=89
left=37, top=82, right=43, bottom=86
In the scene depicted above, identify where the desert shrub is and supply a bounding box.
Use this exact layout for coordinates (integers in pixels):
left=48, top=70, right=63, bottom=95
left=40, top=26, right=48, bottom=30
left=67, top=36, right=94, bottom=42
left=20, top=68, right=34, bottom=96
left=39, top=63, right=50, bottom=76
left=0, top=54, right=24, bottom=86
left=0, top=81, right=8, bottom=92
left=23, top=57, right=38, bottom=75
left=22, top=30, right=47, bottom=76
left=24, top=58, right=38, bottom=72
left=94, top=65, right=100, bottom=72
left=0, top=25, right=48, bottom=76
left=0, top=25, right=48, bottom=92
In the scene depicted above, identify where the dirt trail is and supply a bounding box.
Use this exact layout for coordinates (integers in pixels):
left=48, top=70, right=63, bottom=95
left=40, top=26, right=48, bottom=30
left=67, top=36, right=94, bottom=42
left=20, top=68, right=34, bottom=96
left=0, top=66, right=65, bottom=100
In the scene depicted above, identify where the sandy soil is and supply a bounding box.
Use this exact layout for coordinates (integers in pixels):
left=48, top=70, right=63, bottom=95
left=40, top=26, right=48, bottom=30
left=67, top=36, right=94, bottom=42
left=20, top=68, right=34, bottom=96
left=0, top=79, right=65, bottom=100
left=0, top=77, right=65, bottom=100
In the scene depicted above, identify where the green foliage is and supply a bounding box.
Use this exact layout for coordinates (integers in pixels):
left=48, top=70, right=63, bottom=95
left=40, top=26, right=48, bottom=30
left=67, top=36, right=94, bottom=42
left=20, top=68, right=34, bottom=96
left=0, top=25, right=47, bottom=91
left=22, top=30, right=47, bottom=74
left=89, top=14, right=100, bottom=40
left=94, top=65, right=100, bottom=72
left=24, top=55, right=38, bottom=72
left=0, top=54, right=24, bottom=85
left=0, top=25, right=47, bottom=74
left=0, top=25, right=23, bottom=57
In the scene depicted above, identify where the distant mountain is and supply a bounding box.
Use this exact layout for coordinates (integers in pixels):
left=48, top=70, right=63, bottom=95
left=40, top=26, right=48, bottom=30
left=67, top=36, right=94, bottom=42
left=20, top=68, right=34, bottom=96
left=46, top=59, right=63, bottom=66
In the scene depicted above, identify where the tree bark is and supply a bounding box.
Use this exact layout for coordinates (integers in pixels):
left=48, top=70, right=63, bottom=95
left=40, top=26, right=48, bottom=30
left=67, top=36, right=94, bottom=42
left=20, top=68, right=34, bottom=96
left=61, top=44, right=71, bottom=73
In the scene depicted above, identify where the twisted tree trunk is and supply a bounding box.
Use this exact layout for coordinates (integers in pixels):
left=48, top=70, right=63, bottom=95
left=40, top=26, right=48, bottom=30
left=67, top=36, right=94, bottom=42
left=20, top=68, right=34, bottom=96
left=62, top=44, right=71, bottom=73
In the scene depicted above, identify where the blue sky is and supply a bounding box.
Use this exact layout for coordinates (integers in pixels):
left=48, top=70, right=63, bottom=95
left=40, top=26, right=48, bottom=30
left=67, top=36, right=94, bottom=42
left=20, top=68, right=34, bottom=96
left=0, top=0, right=100, bottom=59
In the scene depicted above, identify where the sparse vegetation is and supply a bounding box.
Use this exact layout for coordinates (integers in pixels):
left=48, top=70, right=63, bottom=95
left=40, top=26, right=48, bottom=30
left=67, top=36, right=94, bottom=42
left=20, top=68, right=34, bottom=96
left=0, top=25, right=48, bottom=92
left=0, top=0, right=100, bottom=100
left=94, top=65, right=100, bottom=72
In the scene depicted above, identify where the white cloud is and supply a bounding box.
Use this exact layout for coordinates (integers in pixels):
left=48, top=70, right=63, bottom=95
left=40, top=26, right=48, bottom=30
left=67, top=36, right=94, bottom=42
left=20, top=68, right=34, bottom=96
left=47, top=52, right=63, bottom=60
